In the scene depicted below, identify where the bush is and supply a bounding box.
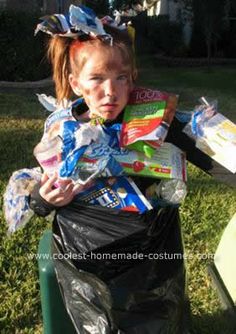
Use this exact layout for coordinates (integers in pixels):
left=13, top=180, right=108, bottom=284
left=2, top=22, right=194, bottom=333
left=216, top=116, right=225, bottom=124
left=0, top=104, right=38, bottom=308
left=146, top=15, right=186, bottom=57
left=0, top=10, right=51, bottom=81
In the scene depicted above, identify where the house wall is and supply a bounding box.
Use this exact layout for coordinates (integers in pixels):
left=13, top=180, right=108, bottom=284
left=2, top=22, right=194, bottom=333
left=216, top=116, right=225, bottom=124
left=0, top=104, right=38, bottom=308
left=144, top=0, right=181, bottom=20
left=0, top=0, right=6, bottom=9
left=169, top=0, right=181, bottom=22
left=143, top=0, right=192, bottom=46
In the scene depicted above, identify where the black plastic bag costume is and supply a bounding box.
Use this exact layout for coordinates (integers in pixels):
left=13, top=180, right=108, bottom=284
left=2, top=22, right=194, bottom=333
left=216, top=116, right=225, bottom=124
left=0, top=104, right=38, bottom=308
left=52, top=200, right=187, bottom=333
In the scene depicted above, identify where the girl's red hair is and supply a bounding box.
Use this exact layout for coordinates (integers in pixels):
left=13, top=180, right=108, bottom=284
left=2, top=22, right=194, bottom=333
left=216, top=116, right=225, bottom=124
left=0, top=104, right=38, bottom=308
left=47, top=27, right=136, bottom=103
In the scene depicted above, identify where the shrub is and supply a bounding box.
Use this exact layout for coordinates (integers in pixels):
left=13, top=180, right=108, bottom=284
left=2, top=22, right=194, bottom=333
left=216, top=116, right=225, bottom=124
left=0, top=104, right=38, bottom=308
left=146, top=15, right=186, bottom=57
left=0, top=10, right=51, bottom=81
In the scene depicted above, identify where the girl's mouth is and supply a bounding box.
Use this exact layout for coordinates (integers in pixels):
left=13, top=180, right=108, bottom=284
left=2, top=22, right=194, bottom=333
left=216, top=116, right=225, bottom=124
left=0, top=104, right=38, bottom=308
left=102, top=103, right=117, bottom=107
left=101, top=103, right=118, bottom=110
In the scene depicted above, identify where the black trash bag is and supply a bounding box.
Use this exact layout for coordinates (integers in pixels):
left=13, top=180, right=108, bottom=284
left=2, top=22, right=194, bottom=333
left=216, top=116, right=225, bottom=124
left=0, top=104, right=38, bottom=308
left=52, top=201, right=188, bottom=334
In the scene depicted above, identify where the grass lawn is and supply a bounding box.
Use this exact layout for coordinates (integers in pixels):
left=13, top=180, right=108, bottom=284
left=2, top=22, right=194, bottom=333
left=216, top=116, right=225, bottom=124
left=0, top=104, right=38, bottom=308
left=0, top=64, right=236, bottom=333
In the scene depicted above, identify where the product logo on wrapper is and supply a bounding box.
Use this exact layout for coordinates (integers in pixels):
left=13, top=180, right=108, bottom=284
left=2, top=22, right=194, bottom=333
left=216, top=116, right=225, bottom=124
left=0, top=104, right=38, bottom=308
left=81, top=187, right=121, bottom=208
left=77, top=177, right=152, bottom=213
left=45, top=108, right=72, bottom=131
left=129, top=88, right=169, bottom=104
left=87, top=143, right=129, bottom=159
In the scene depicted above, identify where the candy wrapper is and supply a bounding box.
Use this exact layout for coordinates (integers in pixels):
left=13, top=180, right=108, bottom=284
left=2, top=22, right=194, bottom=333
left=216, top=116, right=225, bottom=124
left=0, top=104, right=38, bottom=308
left=120, top=87, right=178, bottom=151
left=3, top=168, right=42, bottom=234
left=76, top=176, right=153, bottom=213
left=183, top=97, right=236, bottom=173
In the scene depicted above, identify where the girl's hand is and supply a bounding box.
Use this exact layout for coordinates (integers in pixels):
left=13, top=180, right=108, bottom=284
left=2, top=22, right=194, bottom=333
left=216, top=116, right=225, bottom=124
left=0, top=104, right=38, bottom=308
left=39, top=173, right=75, bottom=207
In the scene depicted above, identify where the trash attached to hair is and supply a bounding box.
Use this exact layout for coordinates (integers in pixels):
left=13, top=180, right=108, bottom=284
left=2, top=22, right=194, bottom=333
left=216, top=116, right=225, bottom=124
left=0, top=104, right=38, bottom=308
left=35, top=4, right=113, bottom=43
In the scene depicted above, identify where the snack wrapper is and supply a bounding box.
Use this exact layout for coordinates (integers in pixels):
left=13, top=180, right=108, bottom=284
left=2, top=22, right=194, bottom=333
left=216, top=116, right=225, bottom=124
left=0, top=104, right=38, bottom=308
left=120, top=87, right=178, bottom=149
left=62, top=122, right=124, bottom=184
left=34, top=116, right=124, bottom=185
left=183, top=97, right=236, bottom=173
left=3, top=168, right=42, bottom=234
left=76, top=176, right=153, bottom=213
left=81, top=142, right=187, bottom=182
left=34, top=92, right=185, bottom=186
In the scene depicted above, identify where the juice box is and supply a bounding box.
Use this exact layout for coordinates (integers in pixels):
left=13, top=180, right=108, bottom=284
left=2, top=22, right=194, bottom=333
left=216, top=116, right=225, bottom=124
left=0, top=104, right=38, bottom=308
left=120, top=87, right=178, bottom=147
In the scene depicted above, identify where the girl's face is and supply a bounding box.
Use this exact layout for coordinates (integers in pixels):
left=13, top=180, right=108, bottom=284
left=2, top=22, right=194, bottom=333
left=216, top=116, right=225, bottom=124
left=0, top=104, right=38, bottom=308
left=69, top=45, right=133, bottom=120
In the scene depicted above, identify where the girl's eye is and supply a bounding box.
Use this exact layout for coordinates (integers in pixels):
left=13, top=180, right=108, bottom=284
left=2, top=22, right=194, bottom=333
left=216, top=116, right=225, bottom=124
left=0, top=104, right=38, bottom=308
left=90, top=76, right=102, bottom=81
left=117, top=74, right=128, bottom=81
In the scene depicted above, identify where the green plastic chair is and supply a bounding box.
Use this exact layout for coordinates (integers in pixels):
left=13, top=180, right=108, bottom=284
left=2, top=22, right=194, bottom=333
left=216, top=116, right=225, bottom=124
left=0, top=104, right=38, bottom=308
left=37, top=230, right=76, bottom=334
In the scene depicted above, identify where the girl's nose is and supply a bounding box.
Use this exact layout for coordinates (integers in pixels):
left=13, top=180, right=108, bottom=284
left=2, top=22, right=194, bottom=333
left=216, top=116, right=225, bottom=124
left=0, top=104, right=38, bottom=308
left=104, top=79, right=116, bottom=97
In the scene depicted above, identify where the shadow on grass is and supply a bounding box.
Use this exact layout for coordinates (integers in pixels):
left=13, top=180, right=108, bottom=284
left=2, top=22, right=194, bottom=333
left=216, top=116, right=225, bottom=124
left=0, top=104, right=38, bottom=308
left=0, top=88, right=54, bottom=120
left=0, top=127, right=42, bottom=181
left=187, top=173, right=236, bottom=193
left=190, top=309, right=236, bottom=334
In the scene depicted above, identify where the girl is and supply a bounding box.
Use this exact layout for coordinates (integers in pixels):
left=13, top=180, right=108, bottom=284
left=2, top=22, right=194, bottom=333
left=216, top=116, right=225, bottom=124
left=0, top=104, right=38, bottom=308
left=31, top=5, right=235, bottom=334
left=34, top=21, right=137, bottom=209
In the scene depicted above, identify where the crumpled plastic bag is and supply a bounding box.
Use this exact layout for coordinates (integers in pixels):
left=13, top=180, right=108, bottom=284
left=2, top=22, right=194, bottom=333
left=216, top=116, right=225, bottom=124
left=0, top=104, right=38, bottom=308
left=3, top=168, right=42, bottom=233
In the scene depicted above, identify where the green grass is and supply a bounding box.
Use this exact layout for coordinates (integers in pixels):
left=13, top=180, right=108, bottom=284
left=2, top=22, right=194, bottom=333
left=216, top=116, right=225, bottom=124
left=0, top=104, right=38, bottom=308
left=137, top=58, right=236, bottom=122
left=1, top=65, right=236, bottom=333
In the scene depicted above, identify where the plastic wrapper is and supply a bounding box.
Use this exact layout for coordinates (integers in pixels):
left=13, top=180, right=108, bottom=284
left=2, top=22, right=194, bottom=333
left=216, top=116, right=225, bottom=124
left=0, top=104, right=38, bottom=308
left=34, top=136, right=62, bottom=179
left=120, top=87, right=178, bottom=151
left=35, top=4, right=108, bottom=40
left=81, top=142, right=187, bottom=182
left=35, top=92, right=185, bottom=185
left=3, top=168, right=42, bottom=233
left=76, top=176, right=152, bottom=213
left=183, top=97, right=236, bottom=173
left=34, top=118, right=124, bottom=185
left=145, top=179, right=187, bottom=206
left=52, top=200, right=189, bottom=333
left=37, top=94, right=73, bottom=113
left=183, top=97, right=217, bottom=141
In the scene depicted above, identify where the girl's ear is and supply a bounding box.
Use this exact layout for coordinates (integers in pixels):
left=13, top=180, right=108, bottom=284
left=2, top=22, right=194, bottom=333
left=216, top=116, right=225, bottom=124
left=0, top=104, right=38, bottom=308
left=132, top=69, right=138, bottom=83
left=129, top=72, right=136, bottom=92
left=69, top=74, right=81, bottom=96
